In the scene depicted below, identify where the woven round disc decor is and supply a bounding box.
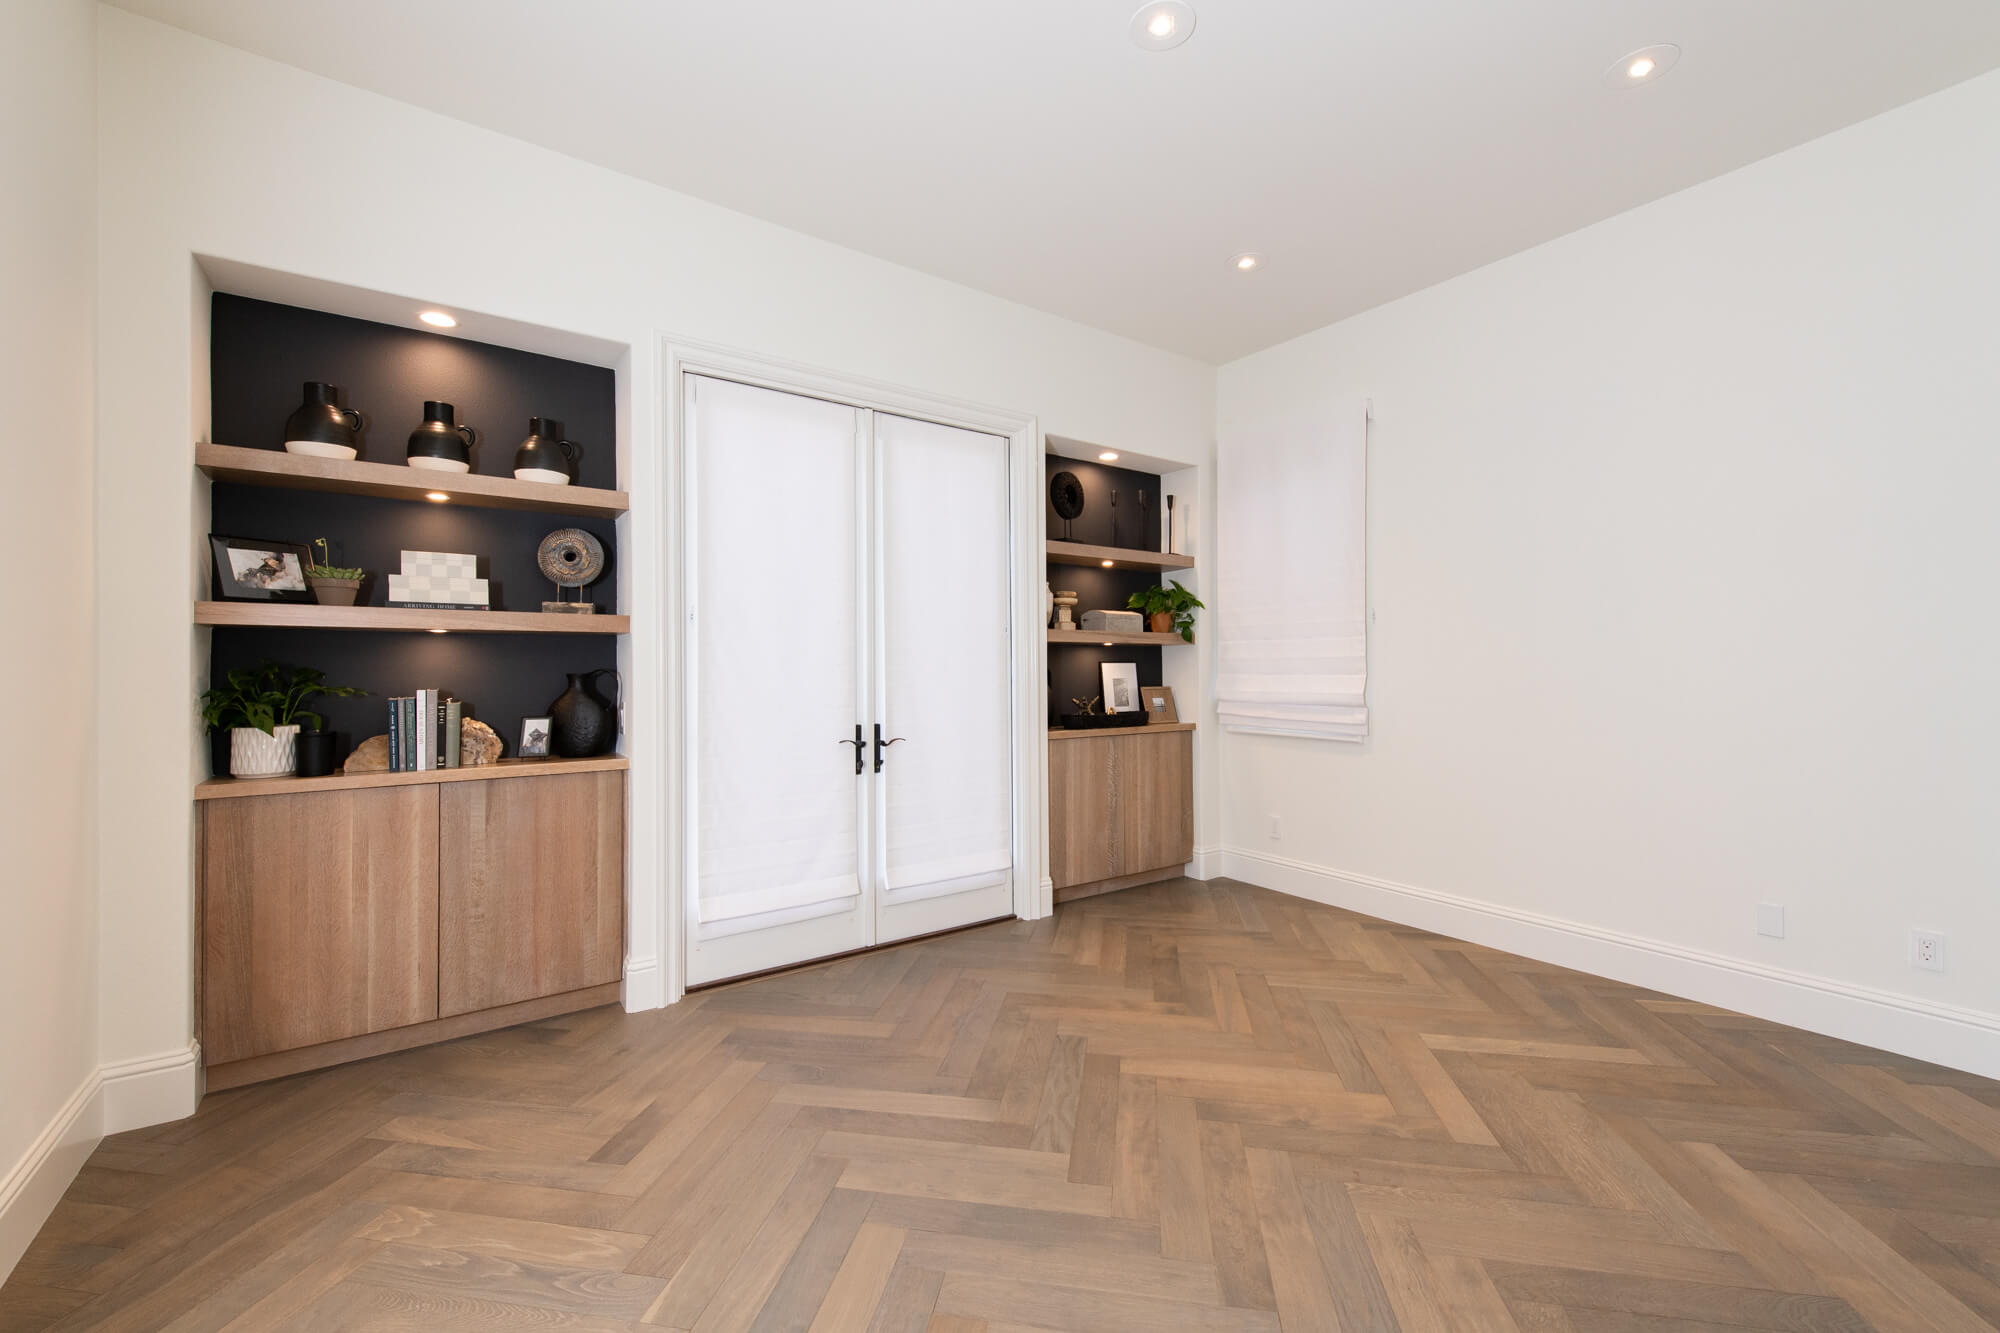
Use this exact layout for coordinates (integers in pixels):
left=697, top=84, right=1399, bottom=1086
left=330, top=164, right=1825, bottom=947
left=537, top=528, right=606, bottom=588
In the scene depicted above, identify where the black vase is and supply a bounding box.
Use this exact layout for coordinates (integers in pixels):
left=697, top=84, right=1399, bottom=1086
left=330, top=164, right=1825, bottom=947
left=295, top=730, right=338, bottom=778
left=407, top=401, right=476, bottom=473
left=514, top=417, right=578, bottom=484
left=283, top=382, right=364, bottom=458
left=548, top=669, right=619, bottom=758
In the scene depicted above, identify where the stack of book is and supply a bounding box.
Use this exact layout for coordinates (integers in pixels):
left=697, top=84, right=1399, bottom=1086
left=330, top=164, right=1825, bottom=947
left=387, top=551, right=488, bottom=610
left=386, top=689, right=464, bottom=772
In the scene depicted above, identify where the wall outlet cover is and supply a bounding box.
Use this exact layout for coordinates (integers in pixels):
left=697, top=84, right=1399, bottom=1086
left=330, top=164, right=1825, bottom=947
left=1267, top=814, right=1282, bottom=840
left=1911, top=930, right=1946, bottom=972
left=1756, top=903, right=1785, bottom=939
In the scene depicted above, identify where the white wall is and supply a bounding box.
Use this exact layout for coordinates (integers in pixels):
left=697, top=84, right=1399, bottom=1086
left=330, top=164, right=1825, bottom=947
left=1217, top=70, right=2000, bottom=1075
left=92, top=8, right=1215, bottom=1114
left=0, top=0, right=102, bottom=1280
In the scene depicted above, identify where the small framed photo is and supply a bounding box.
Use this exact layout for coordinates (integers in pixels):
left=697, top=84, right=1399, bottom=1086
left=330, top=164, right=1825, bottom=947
left=519, top=717, right=553, bottom=759
left=209, top=534, right=314, bottom=602
left=1140, top=685, right=1179, bottom=724
left=1100, top=661, right=1142, bottom=714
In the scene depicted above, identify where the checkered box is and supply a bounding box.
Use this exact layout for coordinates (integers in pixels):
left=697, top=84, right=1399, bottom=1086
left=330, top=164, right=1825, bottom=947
left=389, top=552, right=487, bottom=606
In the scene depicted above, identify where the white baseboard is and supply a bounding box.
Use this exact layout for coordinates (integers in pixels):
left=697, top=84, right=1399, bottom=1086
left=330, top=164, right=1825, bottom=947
left=1222, top=847, right=2000, bottom=1081
left=623, top=955, right=668, bottom=1011
left=1187, top=845, right=1223, bottom=881
left=0, top=1070, right=101, bottom=1283
left=100, top=1041, right=201, bottom=1135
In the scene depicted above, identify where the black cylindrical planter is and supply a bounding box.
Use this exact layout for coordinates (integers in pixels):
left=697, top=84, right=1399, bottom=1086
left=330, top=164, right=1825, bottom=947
left=407, top=401, right=476, bottom=472
left=295, top=729, right=338, bottom=778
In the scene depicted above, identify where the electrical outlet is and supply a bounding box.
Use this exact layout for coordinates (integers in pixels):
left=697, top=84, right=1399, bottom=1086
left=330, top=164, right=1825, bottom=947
left=1911, top=930, right=1946, bottom=972
left=1755, top=903, right=1785, bottom=939
left=1267, top=814, right=1282, bottom=840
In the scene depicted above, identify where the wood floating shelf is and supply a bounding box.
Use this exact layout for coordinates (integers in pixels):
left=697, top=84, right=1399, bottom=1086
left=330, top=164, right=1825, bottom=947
left=195, top=602, right=630, bottom=634
left=1048, top=628, right=1190, bottom=647
left=1049, top=722, right=1195, bottom=740
left=196, top=442, right=629, bottom=517
left=1045, top=539, right=1195, bottom=572
left=196, top=755, right=628, bottom=801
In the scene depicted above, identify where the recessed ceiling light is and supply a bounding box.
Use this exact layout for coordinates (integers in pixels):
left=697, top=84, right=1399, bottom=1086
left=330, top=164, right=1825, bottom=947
left=1098, top=451, right=1120, bottom=462
left=1604, top=43, right=1680, bottom=88
left=1129, top=1, right=1194, bottom=50
left=1231, top=252, right=1264, bottom=272
left=425, top=491, right=451, bottom=502
left=1101, top=560, right=1115, bottom=568
left=429, top=628, right=449, bottom=634
left=419, top=310, right=457, bottom=328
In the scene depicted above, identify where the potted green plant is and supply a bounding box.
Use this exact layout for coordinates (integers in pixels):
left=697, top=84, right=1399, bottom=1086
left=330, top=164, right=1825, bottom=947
left=1126, top=580, right=1205, bottom=642
left=199, top=660, right=367, bottom=778
left=305, top=538, right=366, bottom=606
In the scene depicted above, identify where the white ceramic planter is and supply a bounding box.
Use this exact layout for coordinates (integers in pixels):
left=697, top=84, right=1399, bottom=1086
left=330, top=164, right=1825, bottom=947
left=230, top=724, right=299, bottom=778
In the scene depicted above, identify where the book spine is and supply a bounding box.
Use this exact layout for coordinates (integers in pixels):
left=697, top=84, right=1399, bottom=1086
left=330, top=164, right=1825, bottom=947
left=400, top=698, right=416, bottom=771
left=387, top=699, right=402, bottom=772
left=416, top=688, right=437, bottom=770
left=444, top=698, right=462, bottom=769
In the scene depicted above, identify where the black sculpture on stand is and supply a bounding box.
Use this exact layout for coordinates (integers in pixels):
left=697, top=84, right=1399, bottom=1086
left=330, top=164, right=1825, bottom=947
left=1049, top=471, right=1084, bottom=539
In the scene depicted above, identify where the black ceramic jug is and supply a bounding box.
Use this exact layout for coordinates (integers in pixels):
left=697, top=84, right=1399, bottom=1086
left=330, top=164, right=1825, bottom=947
left=514, top=417, right=579, bottom=484
left=283, top=382, right=364, bottom=458
left=406, top=401, right=476, bottom=473
left=548, top=669, right=619, bottom=758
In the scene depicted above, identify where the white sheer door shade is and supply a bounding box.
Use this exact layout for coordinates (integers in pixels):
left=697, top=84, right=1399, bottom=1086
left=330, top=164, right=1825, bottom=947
left=692, top=375, right=865, bottom=925
left=1216, top=398, right=1369, bottom=740
left=876, top=413, right=1013, bottom=923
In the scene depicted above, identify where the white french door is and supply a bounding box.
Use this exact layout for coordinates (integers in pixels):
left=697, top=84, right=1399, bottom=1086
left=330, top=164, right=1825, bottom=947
left=685, top=376, right=1016, bottom=985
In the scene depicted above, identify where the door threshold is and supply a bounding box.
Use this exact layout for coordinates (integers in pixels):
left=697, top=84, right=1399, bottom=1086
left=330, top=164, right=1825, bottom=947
left=686, top=915, right=1017, bottom=993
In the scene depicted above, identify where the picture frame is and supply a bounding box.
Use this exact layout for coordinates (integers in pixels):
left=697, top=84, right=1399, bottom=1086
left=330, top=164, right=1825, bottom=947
left=519, top=716, right=553, bottom=759
left=1099, top=661, right=1142, bottom=715
left=208, top=534, right=314, bottom=602
left=1139, top=685, right=1179, bottom=724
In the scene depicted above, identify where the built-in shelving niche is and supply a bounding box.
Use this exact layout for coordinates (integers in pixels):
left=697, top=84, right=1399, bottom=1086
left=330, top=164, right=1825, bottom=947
left=1044, top=453, right=1188, bottom=721
left=203, top=294, right=622, bottom=774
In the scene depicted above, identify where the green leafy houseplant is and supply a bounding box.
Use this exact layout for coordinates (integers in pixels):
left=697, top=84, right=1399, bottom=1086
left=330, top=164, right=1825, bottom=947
left=1126, top=580, right=1205, bottom=642
left=306, top=537, right=365, bottom=580
left=200, top=660, right=367, bottom=735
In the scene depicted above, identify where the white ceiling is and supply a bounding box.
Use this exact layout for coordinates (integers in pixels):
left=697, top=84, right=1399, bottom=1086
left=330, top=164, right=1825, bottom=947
left=111, top=0, right=2000, bottom=363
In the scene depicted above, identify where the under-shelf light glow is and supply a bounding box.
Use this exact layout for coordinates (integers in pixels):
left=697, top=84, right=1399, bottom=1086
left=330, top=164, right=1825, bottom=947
left=1101, top=560, right=1115, bottom=567
left=429, top=628, right=448, bottom=634
left=1098, top=451, right=1119, bottom=461
left=425, top=491, right=451, bottom=502
left=419, top=310, right=458, bottom=328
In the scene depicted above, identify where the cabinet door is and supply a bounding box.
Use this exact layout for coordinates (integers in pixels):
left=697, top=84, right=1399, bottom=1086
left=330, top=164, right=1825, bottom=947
left=1048, top=737, right=1119, bottom=890
left=1118, top=731, right=1194, bottom=875
left=202, top=786, right=439, bottom=1065
left=439, top=771, right=624, bottom=1016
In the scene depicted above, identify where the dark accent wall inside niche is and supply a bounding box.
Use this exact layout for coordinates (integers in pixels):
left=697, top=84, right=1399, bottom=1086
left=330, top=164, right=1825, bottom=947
left=1045, top=454, right=1167, bottom=721
left=206, top=295, right=619, bottom=772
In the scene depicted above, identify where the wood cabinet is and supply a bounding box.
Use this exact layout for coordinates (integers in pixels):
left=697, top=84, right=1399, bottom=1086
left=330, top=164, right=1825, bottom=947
left=198, top=761, right=625, bottom=1088
left=440, top=771, right=624, bottom=1015
left=202, top=786, right=439, bottom=1064
left=1047, top=725, right=1194, bottom=901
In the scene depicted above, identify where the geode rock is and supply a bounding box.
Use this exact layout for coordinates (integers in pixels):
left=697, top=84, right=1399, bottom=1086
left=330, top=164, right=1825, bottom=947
left=342, top=717, right=503, bottom=772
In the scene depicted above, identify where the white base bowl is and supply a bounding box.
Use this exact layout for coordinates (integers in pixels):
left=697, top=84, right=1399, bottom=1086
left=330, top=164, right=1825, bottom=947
left=513, top=467, right=572, bottom=486
left=406, top=456, right=470, bottom=473
left=285, top=440, right=358, bottom=460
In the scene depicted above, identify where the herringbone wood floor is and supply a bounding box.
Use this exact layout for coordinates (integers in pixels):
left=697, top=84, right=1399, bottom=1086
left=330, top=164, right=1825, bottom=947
left=7, top=879, right=2000, bottom=1331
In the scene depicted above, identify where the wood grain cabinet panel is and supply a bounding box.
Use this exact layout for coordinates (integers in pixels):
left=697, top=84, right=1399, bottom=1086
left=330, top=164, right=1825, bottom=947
left=1048, top=729, right=1193, bottom=896
left=201, top=785, right=440, bottom=1064
left=438, top=770, right=625, bottom=1016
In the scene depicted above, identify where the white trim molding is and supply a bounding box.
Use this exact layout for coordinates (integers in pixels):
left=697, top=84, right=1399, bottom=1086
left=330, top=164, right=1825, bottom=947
left=99, top=1040, right=201, bottom=1135
left=1222, top=847, right=2000, bottom=1081
left=0, top=1071, right=101, bottom=1282
left=622, top=954, right=667, bottom=1012
left=1187, top=844, right=1223, bottom=881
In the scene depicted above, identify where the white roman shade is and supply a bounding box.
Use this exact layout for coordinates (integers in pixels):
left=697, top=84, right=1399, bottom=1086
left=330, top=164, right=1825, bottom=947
left=1216, top=397, right=1368, bottom=740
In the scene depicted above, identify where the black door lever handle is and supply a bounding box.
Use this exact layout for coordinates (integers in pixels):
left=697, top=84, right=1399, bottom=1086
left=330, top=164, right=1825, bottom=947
left=838, top=725, right=865, bottom=774
left=873, top=723, right=906, bottom=773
